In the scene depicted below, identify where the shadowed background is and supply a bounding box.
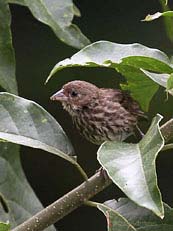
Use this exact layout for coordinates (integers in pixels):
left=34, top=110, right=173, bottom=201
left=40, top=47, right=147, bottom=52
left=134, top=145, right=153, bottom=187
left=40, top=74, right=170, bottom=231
left=10, top=0, right=173, bottom=230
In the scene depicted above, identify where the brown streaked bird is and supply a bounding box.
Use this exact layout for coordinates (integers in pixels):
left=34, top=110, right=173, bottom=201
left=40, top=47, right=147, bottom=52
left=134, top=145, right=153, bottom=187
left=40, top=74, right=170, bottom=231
left=50, top=80, right=145, bottom=145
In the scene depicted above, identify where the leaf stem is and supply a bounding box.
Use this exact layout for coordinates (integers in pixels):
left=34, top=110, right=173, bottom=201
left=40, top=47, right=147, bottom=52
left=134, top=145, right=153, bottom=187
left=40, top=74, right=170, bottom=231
left=74, top=162, right=88, bottom=180
left=161, top=143, right=173, bottom=151
left=84, top=200, right=98, bottom=208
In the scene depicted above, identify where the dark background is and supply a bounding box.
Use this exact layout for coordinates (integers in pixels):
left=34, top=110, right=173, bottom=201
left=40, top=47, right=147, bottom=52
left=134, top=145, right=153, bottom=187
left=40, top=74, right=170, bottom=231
left=10, top=1, right=173, bottom=230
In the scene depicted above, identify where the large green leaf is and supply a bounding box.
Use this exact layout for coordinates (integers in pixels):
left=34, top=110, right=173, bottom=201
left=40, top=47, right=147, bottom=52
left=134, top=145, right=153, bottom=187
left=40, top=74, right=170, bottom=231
left=104, top=198, right=173, bottom=231
left=97, top=114, right=164, bottom=218
left=47, top=41, right=171, bottom=78
left=0, top=92, right=75, bottom=163
left=0, top=142, right=56, bottom=230
left=8, top=0, right=90, bottom=49
left=97, top=203, right=136, bottom=231
left=118, top=65, right=159, bottom=111
left=0, top=1, right=18, bottom=94
left=46, top=41, right=173, bottom=111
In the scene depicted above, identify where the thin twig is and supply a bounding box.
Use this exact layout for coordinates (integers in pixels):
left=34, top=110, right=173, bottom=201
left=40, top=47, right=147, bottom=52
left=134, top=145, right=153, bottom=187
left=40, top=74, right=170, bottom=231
left=84, top=200, right=98, bottom=208
left=12, top=172, right=111, bottom=231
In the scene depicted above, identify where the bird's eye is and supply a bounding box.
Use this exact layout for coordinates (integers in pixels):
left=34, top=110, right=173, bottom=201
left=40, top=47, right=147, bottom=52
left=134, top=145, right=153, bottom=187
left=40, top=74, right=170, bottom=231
left=71, top=90, right=78, bottom=97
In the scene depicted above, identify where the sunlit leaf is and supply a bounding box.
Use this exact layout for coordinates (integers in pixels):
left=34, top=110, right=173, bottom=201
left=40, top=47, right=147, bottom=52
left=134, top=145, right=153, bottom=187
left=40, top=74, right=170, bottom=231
left=46, top=41, right=173, bottom=111
left=97, top=114, right=164, bottom=217
left=47, top=41, right=171, bottom=80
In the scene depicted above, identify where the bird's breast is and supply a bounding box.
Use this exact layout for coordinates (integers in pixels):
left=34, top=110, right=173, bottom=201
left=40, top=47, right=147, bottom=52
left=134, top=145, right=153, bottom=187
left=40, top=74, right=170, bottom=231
left=71, top=104, right=136, bottom=144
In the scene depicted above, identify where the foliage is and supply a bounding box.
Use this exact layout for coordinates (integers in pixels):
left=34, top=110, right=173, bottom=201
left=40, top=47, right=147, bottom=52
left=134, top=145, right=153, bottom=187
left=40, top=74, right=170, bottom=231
left=0, top=222, right=10, bottom=231
left=143, top=0, right=173, bottom=42
left=98, top=115, right=164, bottom=217
left=46, top=41, right=172, bottom=111
left=0, top=0, right=173, bottom=231
left=97, top=198, right=173, bottom=231
left=8, top=0, right=90, bottom=49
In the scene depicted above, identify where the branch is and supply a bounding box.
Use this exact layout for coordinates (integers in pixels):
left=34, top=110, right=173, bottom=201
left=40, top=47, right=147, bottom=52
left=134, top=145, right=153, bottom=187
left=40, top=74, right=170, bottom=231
left=12, top=118, right=173, bottom=231
left=12, top=172, right=111, bottom=231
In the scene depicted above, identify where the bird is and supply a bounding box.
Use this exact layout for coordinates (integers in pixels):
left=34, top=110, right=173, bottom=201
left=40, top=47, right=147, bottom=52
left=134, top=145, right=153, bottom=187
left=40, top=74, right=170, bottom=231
left=50, top=80, right=145, bottom=145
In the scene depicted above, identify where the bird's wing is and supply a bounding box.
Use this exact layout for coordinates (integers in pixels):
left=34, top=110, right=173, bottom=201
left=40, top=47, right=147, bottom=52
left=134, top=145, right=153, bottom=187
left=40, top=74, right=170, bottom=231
left=100, top=88, right=146, bottom=119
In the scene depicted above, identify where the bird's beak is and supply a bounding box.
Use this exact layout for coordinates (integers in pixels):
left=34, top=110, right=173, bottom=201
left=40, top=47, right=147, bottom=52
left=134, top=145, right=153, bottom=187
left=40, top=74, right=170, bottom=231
left=50, top=89, right=67, bottom=102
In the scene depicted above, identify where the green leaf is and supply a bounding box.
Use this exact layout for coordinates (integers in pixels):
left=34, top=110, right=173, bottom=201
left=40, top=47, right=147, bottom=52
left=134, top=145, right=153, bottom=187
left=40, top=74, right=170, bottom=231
left=0, top=222, right=10, bottom=231
left=46, top=41, right=172, bottom=111
left=97, top=203, right=136, bottom=231
left=97, top=114, right=164, bottom=218
left=11, top=0, right=90, bottom=49
left=118, top=65, right=159, bottom=111
left=0, top=142, right=56, bottom=230
left=141, top=70, right=173, bottom=97
left=141, top=70, right=169, bottom=88
left=47, top=41, right=171, bottom=80
left=120, top=56, right=173, bottom=73
left=0, top=1, right=18, bottom=94
left=166, top=73, right=173, bottom=96
left=104, top=198, right=173, bottom=231
left=159, top=4, right=173, bottom=42
left=143, top=0, right=173, bottom=42
left=0, top=92, right=75, bottom=163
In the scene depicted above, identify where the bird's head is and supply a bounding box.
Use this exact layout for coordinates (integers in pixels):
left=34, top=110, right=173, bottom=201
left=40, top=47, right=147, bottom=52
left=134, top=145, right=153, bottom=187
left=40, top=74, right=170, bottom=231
left=50, top=80, right=99, bottom=115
